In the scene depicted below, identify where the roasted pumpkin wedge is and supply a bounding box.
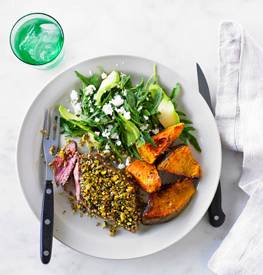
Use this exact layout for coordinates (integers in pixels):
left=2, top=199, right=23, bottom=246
left=157, top=145, right=201, bottom=178
left=126, top=160, right=161, bottom=193
left=142, top=178, right=196, bottom=224
left=137, top=123, right=184, bottom=164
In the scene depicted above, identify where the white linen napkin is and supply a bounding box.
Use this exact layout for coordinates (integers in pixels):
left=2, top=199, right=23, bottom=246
left=208, top=21, right=263, bottom=275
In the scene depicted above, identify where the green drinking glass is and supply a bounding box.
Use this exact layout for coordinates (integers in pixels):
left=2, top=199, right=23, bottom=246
left=10, top=13, right=64, bottom=69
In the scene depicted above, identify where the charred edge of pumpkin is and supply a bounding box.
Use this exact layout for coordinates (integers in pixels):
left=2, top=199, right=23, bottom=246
left=154, top=143, right=186, bottom=166
left=192, top=177, right=200, bottom=188
left=141, top=178, right=197, bottom=224
left=157, top=145, right=201, bottom=179
left=142, top=194, right=195, bottom=225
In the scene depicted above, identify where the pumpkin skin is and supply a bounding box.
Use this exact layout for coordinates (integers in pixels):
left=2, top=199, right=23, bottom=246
left=157, top=145, right=201, bottom=179
left=142, top=178, right=196, bottom=225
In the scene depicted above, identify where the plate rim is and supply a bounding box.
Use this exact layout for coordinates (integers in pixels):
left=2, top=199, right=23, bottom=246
left=16, top=54, right=222, bottom=260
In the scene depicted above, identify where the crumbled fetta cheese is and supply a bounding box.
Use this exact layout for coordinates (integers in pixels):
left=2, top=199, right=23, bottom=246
left=94, top=117, right=100, bottom=123
left=70, top=90, right=82, bottom=115
left=85, top=85, right=96, bottom=96
left=95, top=131, right=100, bottom=136
left=110, top=95, right=124, bottom=107
left=115, top=106, right=131, bottom=120
left=152, top=129, right=159, bottom=134
left=107, top=124, right=113, bottom=131
left=111, top=133, right=119, bottom=140
left=105, top=144, right=110, bottom=150
left=116, top=140, right=121, bottom=146
left=125, top=157, right=131, bottom=166
left=143, top=115, right=149, bottom=121
left=117, top=163, right=125, bottom=169
left=70, top=90, right=79, bottom=103
left=123, top=111, right=131, bottom=120
left=101, top=72, right=107, bottom=79
left=73, top=102, right=82, bottom=115
left=102, top=130, right=110, bottom=138
left=141, top=124, right=149, bottom=131
left=102, top=103, right=113, bottom=115
left=116, top=106, right=125, bottom=114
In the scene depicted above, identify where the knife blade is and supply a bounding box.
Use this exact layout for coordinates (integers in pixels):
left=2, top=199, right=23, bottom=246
left=196, top=63, right=225, bottom=227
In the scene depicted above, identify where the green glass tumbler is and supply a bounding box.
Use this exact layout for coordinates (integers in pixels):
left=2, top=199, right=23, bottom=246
left=10, top=13, right=64, bottom=69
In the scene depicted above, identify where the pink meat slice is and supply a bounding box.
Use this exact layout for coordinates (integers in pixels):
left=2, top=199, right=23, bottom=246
left=53, top=155, right=77, bottom=185
left=50, top=140, right=82, bottom=200
left=64, top=141, right=77, bottom=156
left=50, top=141, right=78, bottom=186
left=73, top=156, right=81, bottom=201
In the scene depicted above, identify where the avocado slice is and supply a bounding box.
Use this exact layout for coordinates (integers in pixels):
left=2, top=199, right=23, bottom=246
left=58, top=105, right=81, bottom=121
left=59, top=105, right=91, bottom=133
left=95, top=71, right=120, bottom=105
left=118, top=114, right=140, bottom=146
left=149, top=84, right=180, bottom=128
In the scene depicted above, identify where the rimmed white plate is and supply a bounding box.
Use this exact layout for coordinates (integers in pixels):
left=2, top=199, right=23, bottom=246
left=17, top=55, right=221, bottom=259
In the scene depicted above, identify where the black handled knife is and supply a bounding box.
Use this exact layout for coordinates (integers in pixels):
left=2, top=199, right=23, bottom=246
left=196, top=63, right=225, bottom=227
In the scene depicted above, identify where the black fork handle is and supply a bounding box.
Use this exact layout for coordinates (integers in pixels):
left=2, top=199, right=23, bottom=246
left=40, top=180, right=54, bottom=264
left=208, top=182, right=225, bottom=227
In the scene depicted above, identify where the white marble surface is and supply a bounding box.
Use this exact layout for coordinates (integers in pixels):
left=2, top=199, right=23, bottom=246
left=2, top=0, right=262, bottom=274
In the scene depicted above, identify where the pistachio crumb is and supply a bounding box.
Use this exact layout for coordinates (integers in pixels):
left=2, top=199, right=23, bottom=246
left=69, top=152, right=141, bottom=235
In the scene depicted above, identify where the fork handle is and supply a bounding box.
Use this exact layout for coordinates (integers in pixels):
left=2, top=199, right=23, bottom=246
left=40, top=180, right=54, bottom=264
left=208, top=182, right=225, bottom=227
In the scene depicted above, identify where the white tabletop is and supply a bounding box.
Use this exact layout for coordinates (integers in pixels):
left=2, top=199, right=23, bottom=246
left=1, top=0, right=260, bottom=274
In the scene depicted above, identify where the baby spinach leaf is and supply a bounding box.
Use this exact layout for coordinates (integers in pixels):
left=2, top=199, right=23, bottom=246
left=142, top=132, right=156, bottom=147
left=177, top=110, right=187, bottom=117
left=120, top=74, right=132, bottom=89
left=75, top=71, right=102, bottom=89
left=60, top=118, right=86, bottom=137
left=180, top=118, right=193, bottom=124
left=128, top=145, right=141, bottom=159
left=170, top=83, right=181, bottom=100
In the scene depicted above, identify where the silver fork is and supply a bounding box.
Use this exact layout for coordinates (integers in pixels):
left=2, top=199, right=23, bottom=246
left=41, top=109, right=60, bottom=264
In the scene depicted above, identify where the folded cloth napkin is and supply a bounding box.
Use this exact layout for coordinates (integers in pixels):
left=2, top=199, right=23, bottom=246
left=208, top=21, right=263, bottom=275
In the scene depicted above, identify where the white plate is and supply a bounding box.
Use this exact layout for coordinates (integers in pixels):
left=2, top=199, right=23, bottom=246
left=17, top=55, right=221, bottom=259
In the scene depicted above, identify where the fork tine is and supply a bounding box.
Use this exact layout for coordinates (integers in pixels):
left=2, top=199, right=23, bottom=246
left=51, top=108, right=60, bottom=145
left=55, top=112, right=60, bottom=145
left=43, top=109, right=50, bottom=139
left=50, top=109, right=56, bottom=140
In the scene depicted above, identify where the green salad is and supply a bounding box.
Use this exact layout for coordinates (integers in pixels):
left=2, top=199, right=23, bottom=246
left=59, top=65, right=200, bottom=163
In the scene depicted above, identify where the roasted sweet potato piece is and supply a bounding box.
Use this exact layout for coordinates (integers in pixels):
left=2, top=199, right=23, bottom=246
left=142, top=178, right=196, bottom=224
left=138, top=123, right=184, bottom=164
left=126, top=160, right=161, bottom=193
left=157, top=145, right=201, bottom=178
